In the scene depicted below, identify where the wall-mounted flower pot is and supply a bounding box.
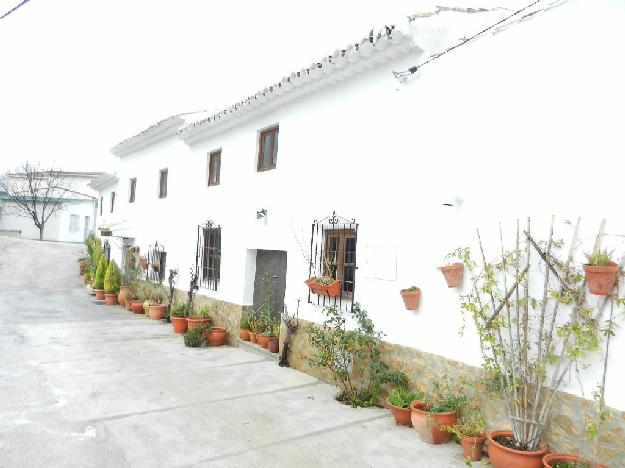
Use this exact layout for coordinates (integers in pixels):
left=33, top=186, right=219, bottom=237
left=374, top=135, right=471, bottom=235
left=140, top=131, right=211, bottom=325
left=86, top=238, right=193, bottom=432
left=131, top=301, right=145, bottom=314
left=460, top=433, right=485, bottom=462
left=410, top=401, right=457, bottom=444
left=171, top=316, right=188, bottom=333
left=439, top=263, right=464, bottom=288
left=583, top=263, right=619, bottom=295
left=104, top=293, right=118, bottom=305
left=249, top=332, right=258, bottom=344
left=257, top=334, right=270, bottom=348
left=239, top=328, right=250, bottom=341
left=268, top=338, right=279, bottom=353
left=542, top=453, right=606, bottom=468
left=305, top=277, right=341, bottom=297
left=186, top=317, right=210, bottom=330
left=204, top=326, right=227, bottom=346
left=118, top=286, right=130, bottom=307
left=94, top=289, right=105, bottom=300
left=400, top=289, right=421, bottom=310
left=487, top=430, right=547, bottom=468
left=148, top=304, right=167, bottom=320
left=386, top=398, right=414, bottom=427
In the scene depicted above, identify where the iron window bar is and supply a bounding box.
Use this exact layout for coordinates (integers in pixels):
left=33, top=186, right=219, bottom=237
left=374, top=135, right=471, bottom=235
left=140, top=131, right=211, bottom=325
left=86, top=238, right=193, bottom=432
left=195, top=219, right=221, bottom=291
left=146, top=241, right=167, bottom=283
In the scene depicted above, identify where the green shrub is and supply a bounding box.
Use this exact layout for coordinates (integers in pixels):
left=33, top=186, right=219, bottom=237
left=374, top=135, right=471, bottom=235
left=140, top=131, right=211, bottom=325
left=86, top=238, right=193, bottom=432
left=387, top=387, right=424, bottom=409
left=240, top=315, right=250, bottom=329
left=104, top=260, right=121, bottom=294
left=424, top=377, right=467, bottom=413
left=92, top=256, right=108, bottom=290
left=171, top=302, right=190, bottom=317
left=184, top=323, right=211, bottom=347
left=585, top=249, right=612, bottom=267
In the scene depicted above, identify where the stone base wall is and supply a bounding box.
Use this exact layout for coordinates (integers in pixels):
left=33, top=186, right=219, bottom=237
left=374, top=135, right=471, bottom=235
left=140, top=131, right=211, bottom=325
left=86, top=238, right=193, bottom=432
left=281, top=317, right=625, bottom=467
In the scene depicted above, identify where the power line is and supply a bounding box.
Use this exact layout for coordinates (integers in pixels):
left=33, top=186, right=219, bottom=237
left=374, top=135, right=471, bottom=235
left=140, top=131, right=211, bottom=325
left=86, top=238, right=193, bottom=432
left=393, top=0, right=547, bottom=80
left=0, top=0, right=31, bottom=21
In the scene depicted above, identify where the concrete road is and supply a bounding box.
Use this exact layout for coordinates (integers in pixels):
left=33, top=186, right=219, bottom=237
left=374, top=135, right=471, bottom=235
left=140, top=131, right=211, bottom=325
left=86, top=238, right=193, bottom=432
left=0, top=237, right=472, bottom=467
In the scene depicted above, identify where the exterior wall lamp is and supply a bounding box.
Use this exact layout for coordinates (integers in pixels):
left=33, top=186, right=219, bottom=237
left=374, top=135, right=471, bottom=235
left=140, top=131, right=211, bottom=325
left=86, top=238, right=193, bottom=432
left=256, top=209, right=267, bottom=219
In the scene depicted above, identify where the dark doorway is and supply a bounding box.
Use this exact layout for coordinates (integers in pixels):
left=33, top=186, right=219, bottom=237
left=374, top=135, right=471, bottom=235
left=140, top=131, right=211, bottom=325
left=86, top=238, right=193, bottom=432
left=253, top=250, right=287, bottom=318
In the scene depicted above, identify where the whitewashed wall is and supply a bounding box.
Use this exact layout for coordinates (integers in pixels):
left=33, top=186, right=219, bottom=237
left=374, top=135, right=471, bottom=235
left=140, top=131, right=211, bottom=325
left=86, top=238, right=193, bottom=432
left=98, top=0, right=625, bottom=410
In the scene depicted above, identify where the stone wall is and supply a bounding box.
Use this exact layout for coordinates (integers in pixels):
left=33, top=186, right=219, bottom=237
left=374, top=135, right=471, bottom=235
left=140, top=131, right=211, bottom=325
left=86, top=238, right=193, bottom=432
left=280, top=317, right=625, bottom=467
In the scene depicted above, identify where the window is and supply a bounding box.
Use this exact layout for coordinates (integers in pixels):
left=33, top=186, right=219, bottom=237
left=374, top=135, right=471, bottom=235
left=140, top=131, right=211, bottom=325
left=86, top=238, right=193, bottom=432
left=158, top=169, right=168, bottom=199
left=257, top=125, right=279, bottom=171
left=100, top=196, right=103, bottom=215
left=110, top=191, right=116, bottom=213
left=69, top=214, right=80, bottom=232
left=323, top=229, right=357, bottom=299
left=207, top=150, right=221, bottom=186
left=201, top=227, right=221, bottom=290
left=129, top=178, right=136, bottom=203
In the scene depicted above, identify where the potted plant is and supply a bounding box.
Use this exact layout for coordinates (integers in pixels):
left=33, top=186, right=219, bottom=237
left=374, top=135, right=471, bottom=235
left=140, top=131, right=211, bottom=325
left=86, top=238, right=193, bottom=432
left=248, top=316, right=259, bottom=344
left=103, top=260, right=121, bottom=305
left=410, top=378, right=466, bottom=444
left=92, top=256, right=108, bottom=300
left=442, top=408, right=486, bottom=462
left=399, top=286, right=421, bottom=310
left=583, top=249, right=619, bottom=295
left=147, top=283, right=167, bottom=320
left=267, top=319, right=280, bottom=353
left=542, top=454, right=606, bottom=468
left=151, top=260, right=160, bottom=272
left=78, top=257, right=85, bottom=276
left=170, top=302, right=189, bottom=333
left=386, top=386, right=424, bottom=427
left=128, top=280, right=145, bottom=314
left=184, top=323, right=210, bottom=348
left=305, top=276, right=341, bottom=297
left=203, top=325, right=227, bottom=347
left=119, top=247, right=140, bottom=307
left=239, top=316, right=250, bottom=341
left=187, top=304, right=213, bottom=330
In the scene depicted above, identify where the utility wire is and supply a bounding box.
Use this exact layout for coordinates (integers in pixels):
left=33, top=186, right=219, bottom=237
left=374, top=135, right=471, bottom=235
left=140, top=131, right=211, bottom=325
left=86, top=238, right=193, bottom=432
left=0, top=0, right=31, bottom=21
left=393, top=0, right=547, bottom=80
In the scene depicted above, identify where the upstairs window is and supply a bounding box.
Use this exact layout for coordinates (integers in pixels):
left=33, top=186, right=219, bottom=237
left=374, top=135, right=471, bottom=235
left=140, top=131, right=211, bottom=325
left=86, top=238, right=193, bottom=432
left=110, top=191, right=116, bottom=213
left=129, top=178, right=136, bottom=203
left=158, top=169, right=168, bottom=199
left=257, top=125, right=279, bottom=172
left=207, top=150, right=221, bottom=186
left=69, top=214, right=80, bottom=232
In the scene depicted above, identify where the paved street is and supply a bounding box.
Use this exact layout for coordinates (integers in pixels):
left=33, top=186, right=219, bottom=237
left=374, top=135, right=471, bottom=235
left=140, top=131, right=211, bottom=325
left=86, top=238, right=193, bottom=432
left=0, top=237, right=468, bottom=467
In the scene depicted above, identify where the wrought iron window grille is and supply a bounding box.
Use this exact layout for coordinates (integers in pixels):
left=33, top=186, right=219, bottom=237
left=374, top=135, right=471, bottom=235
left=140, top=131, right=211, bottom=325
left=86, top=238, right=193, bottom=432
left=195, top=220, right=221, bottom=291
left=146, top=242, right=167, bottom=283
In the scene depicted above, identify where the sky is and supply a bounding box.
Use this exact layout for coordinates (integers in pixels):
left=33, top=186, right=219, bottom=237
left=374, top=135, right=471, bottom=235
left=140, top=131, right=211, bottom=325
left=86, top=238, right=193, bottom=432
left=0, top=0, right=430, bottom=173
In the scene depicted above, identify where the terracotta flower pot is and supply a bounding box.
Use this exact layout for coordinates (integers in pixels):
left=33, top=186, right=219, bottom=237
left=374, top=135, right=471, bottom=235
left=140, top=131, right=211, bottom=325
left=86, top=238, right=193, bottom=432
left=94, top=289, right=105, bottom=300
left=239, top=328, right=250, bottom=341
left=257, top=334, right=270, bottom=348
left=125, top=297, right=135, bottom=311
left=204, top=326, right=227, bottom=347
left=385, top=398, right=413, bottom=427
left=104, top=293, right=118, bottom=305
left=131, top=301, right=145, bottom=314
left=400, top=289, right=421, bottom=310
left=583, top=263, right=619, bottom=295
left=410, top=401, right=457, bottom=444
left=171, top=315, right=188, bottom=333
left=487, top=430, right=547, bottom=468
left=249, top=332, right=258, bottom=344
left=542, top=453, right=606, bottom=468
left=267, top=338, right=279, bottom=353
left=118, top=286, right=130, bottom=307
left=305, top=277, right=341, bottom=297
left=148, top=304, right=167, bottom=320
left=186, top=317, right=210, bottom=330
left=461, top=433, right=485, bottom=462
left=439, top=263, right=464, bottom=288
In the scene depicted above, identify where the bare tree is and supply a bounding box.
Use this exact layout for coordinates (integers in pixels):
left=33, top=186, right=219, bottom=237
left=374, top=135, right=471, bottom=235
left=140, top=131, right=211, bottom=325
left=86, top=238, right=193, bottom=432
left=0, top=162, right=75, bottom=240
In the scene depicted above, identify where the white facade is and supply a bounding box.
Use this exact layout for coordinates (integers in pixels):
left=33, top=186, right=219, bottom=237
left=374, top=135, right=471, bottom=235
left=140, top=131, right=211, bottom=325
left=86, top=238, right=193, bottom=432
left=96, top=0, right=625, bottom=411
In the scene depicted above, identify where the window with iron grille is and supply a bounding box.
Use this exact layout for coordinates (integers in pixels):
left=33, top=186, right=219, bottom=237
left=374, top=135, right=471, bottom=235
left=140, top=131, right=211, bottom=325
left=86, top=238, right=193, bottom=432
left=196, top=221, right=221, bottom=291
left=257, top=125, right=278, bottom=171
left=110, top=192, right=116, bottom=213
left=129, top=178, right=136, bottom=203
left=158, top=169, right=168, bottom=199
left=207, top=150, right=221, bottom=186
left=69, top=214, right=80, bottom=232
left=146, top=242, right=167, bottom=283
left=308, top=212, right=358, bottom=311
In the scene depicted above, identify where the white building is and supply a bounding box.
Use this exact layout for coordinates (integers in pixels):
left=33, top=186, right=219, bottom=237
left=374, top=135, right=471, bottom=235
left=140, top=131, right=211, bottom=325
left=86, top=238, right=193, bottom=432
left=93, top=0, right=625, bottom=422
left=0, top=171, right=102, bottom=242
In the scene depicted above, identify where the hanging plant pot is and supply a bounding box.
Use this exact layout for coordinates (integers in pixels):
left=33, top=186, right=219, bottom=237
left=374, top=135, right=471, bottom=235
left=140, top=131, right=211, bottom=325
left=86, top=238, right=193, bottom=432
left=148, top=304, right=166, bottom=320
left=257, top=334, right=270, bottom=348
left=487, top=430, right=547, bottom=468
left=171, top=316, right=188, bottom=333
left=203, top=326, right=227, bottom=346
left=104, top=293, right=118, bottom=305
left=439, top=263, right=464, bottom=288
left=583, top=263, right=619, bottom=295
left=460, top=433, right=485, bottom=462
left=118, top=286, right=130, bottom=307
left=239, top=328, right=250, bottom=341
left=386, top=398, right=414, bottom=427
left=305, top=277, right=341, bottom=297
left=94, top=289, right=105, bottom=300
left=542, top=453, right=606, bottom=468
left=186, top=317, right=210, bottom=330
left=131, top=301, right=145, bottom=314
left=249, top=332, right=258, bottom=344
left=410, top=401, right=457, bottom=444
left=400, top=288, right=421, bottom=310
left=267, top=338, right=279, bottom=353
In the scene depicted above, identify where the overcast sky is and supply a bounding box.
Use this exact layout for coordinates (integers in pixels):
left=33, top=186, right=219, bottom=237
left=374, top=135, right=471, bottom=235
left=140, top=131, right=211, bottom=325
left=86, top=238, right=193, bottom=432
left=0, top=0, right=435, bottom=173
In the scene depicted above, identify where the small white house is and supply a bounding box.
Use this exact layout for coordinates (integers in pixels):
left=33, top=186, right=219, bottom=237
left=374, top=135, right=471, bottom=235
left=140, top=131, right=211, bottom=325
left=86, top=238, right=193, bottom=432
left=93, top=0, right=625, bottom=443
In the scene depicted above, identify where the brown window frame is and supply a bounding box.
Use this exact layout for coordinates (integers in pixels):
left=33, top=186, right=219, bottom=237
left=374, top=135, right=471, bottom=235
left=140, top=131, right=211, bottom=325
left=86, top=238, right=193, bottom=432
left=201, top=227, right=221, bottom=291
left=110, top=191, right=116, bottom=213
left=129, top=178, right=136, bottom=203
left=257, top=125, right=279, bottom=172
left=207, top=150, right=221, bottom=186
left=158, top=168, right=168, bottom=199
left=323, top=229, right=357, bottom=299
